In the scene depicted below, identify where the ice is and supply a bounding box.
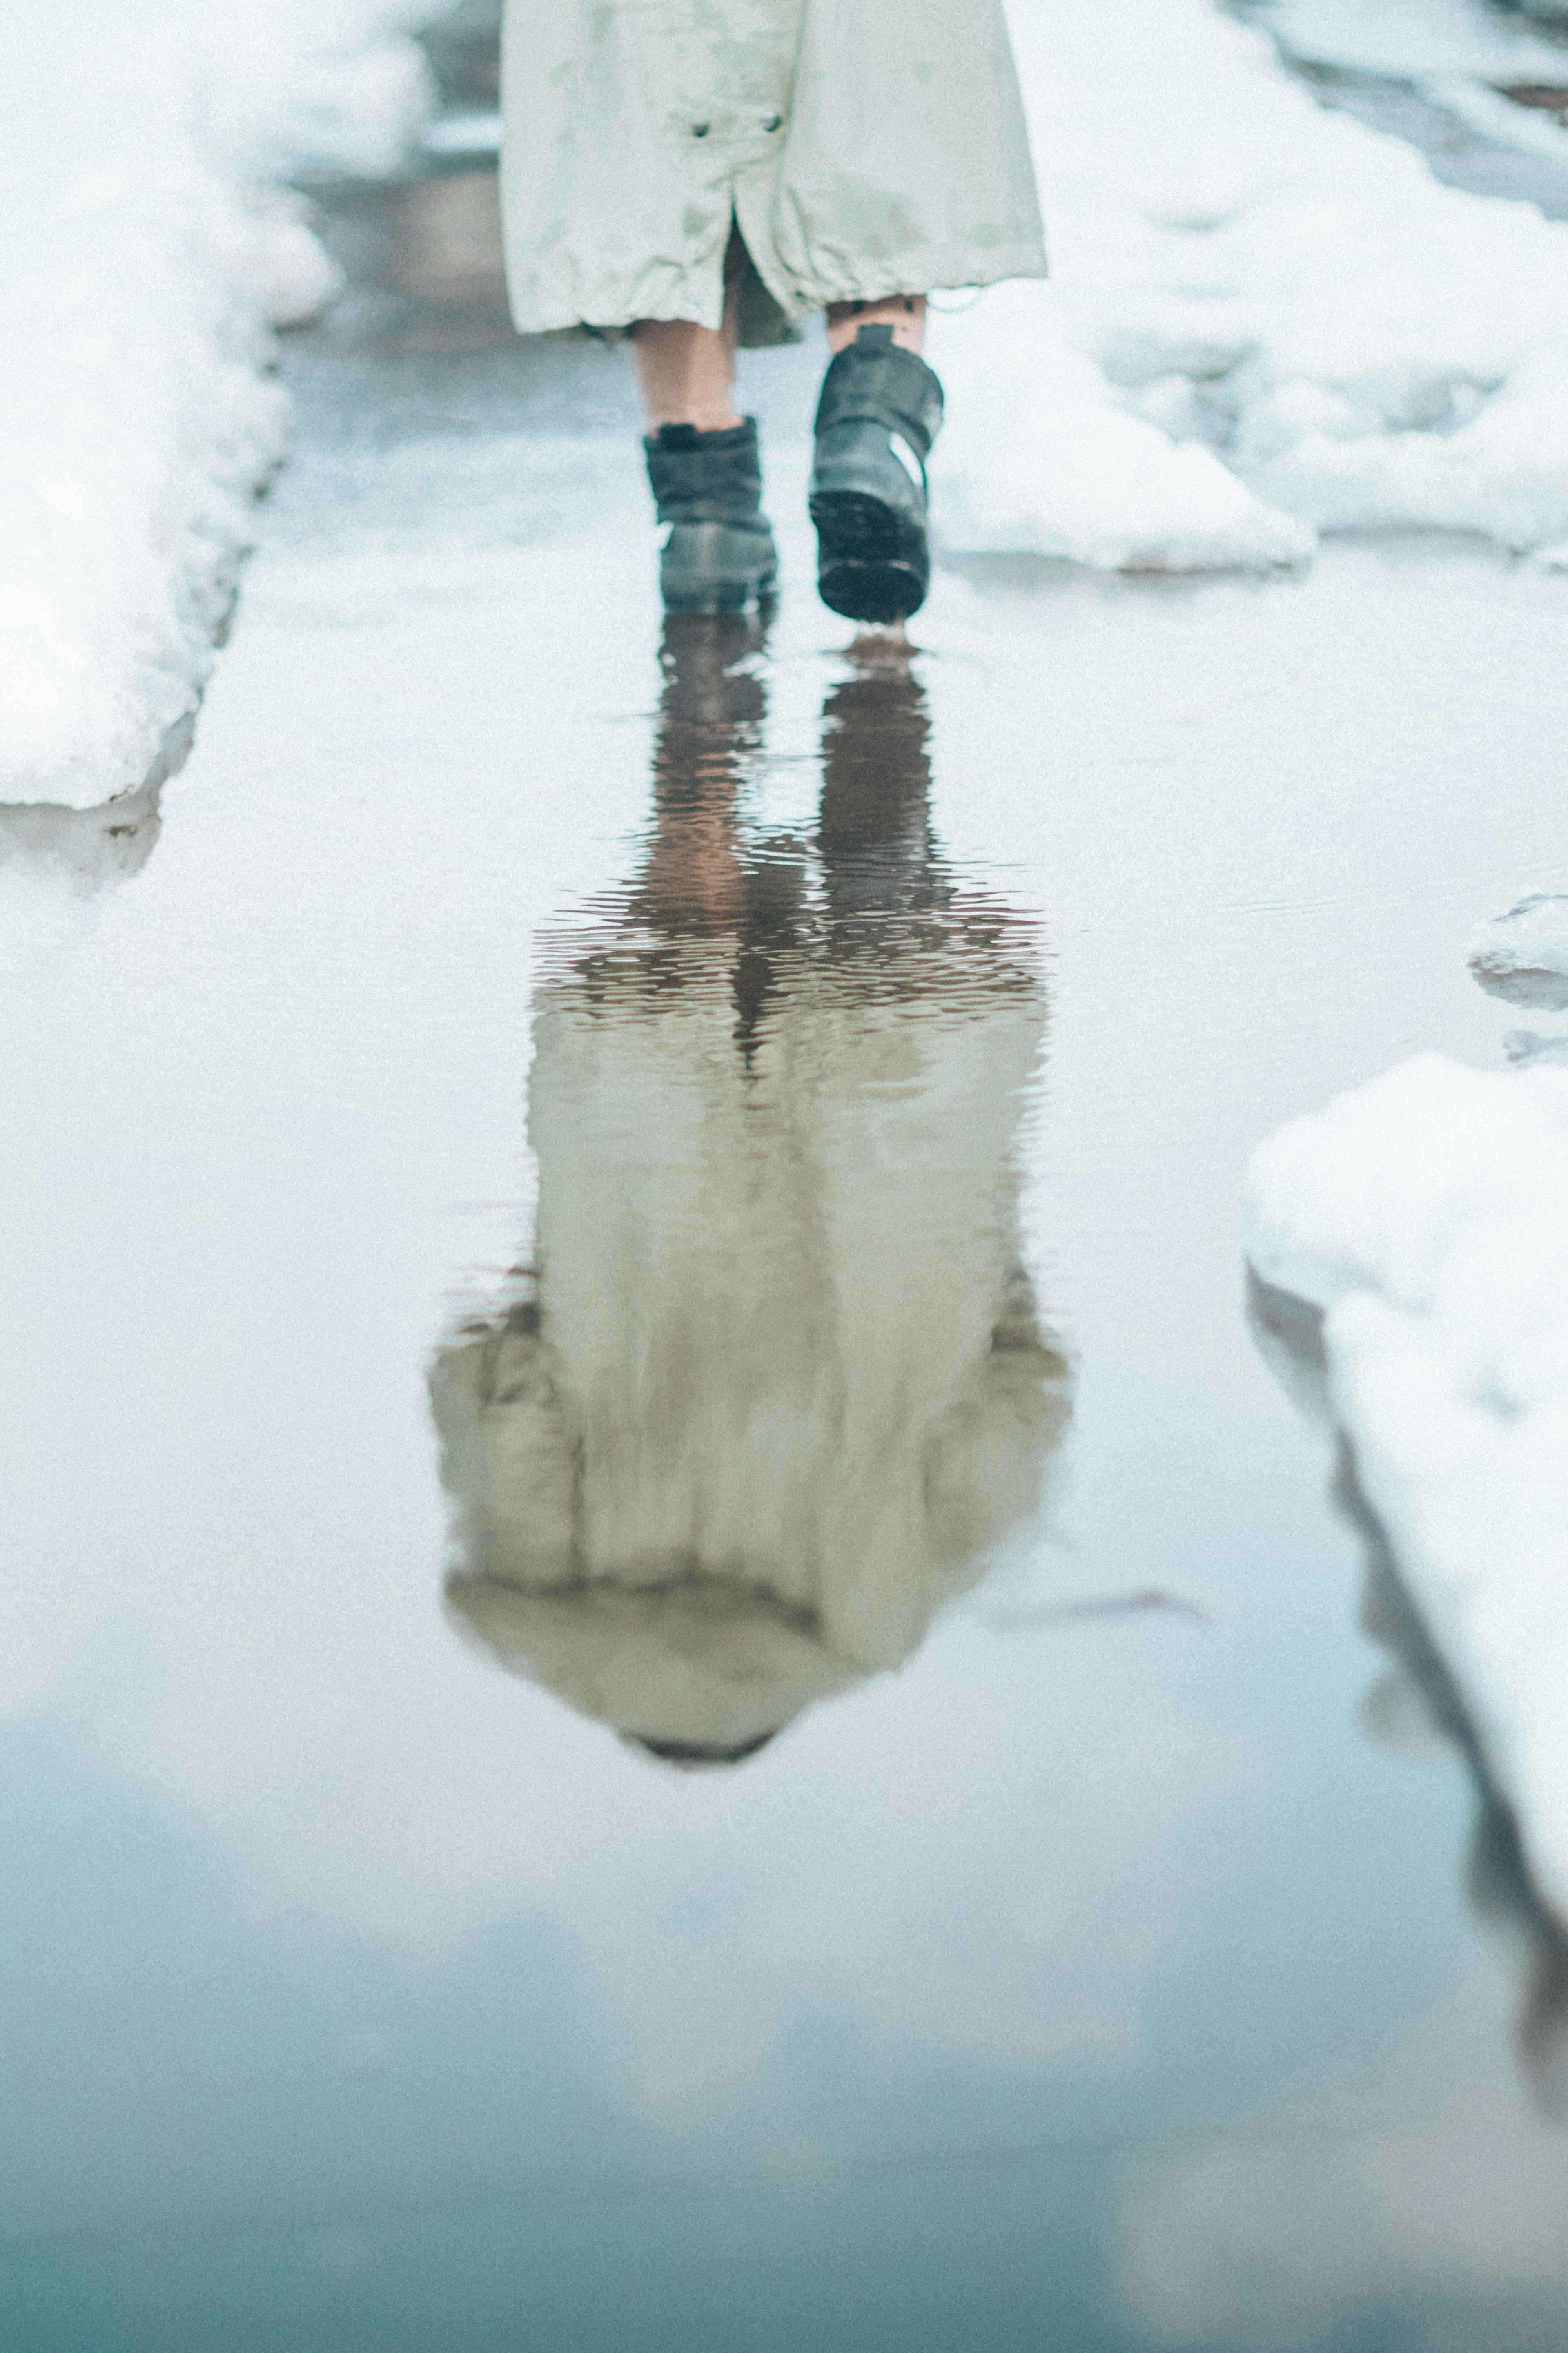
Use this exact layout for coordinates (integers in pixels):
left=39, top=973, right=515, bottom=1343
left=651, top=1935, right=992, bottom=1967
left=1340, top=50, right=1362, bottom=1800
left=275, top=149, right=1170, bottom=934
left=1469, top=892, right=1568, bottom=1008
left=0, top=1, right=439, bottom=809
left=931, top=0, right=1568, bottom=571
left=1244, top=1053, right=1568, bottom=1927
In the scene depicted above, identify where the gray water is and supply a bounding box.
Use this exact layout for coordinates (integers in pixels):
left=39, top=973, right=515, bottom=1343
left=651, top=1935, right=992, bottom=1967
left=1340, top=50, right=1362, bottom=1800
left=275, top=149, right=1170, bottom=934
left=6, top=25, right=1568, bottom=2350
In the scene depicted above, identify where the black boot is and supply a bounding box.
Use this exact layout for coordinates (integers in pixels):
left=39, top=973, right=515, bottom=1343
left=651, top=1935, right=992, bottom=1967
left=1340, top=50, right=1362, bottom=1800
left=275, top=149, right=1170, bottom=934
left=643, top=417, right=778, bottom=614
left=809, top=325, right=944, bottom=625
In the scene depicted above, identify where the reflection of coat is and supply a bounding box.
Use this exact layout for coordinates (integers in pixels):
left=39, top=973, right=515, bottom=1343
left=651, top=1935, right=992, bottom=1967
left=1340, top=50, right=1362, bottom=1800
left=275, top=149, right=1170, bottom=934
left=433, top=911, right=1070, bottom=1758
left=498, top=0, right=1047, bottom=339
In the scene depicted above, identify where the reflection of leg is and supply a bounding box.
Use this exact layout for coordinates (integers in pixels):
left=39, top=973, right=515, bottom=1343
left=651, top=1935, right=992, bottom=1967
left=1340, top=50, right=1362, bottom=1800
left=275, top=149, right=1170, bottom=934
left=634, top=231, right=777, bottom=615
left=818, top=637, right=935, bottom=916
left=633, top=613, right=768, bottom=938
left=811, top=321, right=943, bottom=625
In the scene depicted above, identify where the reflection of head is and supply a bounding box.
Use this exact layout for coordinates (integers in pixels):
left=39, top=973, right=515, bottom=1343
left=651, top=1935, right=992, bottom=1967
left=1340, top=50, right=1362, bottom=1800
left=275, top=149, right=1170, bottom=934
left=434, top=621, right=1071, bottom=1763
left=1249, top=1267, right=1568, bottom=2101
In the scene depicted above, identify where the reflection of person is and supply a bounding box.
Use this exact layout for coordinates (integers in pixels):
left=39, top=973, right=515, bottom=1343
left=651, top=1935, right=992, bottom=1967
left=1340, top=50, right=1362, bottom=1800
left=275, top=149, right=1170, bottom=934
left=498, top=1, right=1046, bottom=620
left=433, top=621, right=1069, bottom=1764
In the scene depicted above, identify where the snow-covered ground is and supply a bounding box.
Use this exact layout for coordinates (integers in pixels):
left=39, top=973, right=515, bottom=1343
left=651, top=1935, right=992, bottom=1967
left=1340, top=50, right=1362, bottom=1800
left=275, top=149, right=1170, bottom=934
left=0, top=1, right=439, bottom=810
left=1244, top=939, right=1568, bottom=1932
left=933, top=0, right=1568, bottom=571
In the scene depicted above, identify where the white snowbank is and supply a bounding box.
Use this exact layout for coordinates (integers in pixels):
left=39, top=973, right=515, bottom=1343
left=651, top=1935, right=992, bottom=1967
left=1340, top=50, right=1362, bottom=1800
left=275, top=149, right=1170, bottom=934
left=0, top=2, right=439, bottom=810
left=1245, top=1054, right=1568, bottom=1925
left=931, top=0, right=1568, bottom=571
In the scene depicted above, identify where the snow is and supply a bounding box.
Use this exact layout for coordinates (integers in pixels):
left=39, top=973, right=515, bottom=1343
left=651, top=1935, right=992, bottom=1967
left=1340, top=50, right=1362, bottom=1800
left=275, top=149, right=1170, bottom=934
left=1244, top=1053, right=1568, bottom=1928
left=1469, top=892, right=1568, bottom=1008
left=1417, top=74, right=1568, bottom=168
left=931, top=0, right=1568, bottom=571
left=0, top=1, right=439, bottom=810
left=1250, top=0, right=1568, bottom=85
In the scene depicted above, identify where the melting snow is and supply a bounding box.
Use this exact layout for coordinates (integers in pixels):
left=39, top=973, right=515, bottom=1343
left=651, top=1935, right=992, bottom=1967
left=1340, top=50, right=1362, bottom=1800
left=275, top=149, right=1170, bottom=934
left=1469, top=893, right=1568, bottom=1010
left=1251, top=0, right=1568, bottom=86
left=933, top=0, right=1568, bottom=571
left=1245, top=1052, right=1568, bottom=1929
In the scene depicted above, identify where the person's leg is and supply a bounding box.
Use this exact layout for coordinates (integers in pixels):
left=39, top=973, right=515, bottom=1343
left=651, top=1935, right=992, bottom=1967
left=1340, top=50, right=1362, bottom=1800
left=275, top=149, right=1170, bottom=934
left=630, top=321, right=742, bottom=432
left=825, top=295, right=926, bottom=358
left=634, top=231, right=776, bottom=614
left=629, top=229, right=746, bottom=429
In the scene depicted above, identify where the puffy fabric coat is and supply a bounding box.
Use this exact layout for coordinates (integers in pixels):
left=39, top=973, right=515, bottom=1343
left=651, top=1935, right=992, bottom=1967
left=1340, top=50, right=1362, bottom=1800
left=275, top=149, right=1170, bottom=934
left=499, top=0, right=1047, bottom=341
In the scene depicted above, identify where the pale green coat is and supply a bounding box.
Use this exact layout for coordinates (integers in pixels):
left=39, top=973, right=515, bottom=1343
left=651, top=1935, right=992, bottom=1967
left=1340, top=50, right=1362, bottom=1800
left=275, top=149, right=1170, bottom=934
left=499, top=0, right=1047, bottom=341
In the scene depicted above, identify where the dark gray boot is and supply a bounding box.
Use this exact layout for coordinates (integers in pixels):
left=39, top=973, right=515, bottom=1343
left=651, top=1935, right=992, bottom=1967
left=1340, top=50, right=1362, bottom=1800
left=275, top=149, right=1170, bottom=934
left=809, top=324, right=944, bottom=624
left=643, top=417, right=778, bottom=614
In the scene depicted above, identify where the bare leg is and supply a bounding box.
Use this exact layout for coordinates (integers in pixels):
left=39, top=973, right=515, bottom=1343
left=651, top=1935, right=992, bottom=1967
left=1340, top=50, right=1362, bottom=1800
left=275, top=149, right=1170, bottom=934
left=631, top=234, right=746, bottom=431
left=825, top=294, right=926, bottom=356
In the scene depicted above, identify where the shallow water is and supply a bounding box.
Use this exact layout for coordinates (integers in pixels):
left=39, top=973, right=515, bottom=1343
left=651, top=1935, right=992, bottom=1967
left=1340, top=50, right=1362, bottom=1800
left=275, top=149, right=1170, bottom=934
left=7, top=74, right=1568, bottom=2353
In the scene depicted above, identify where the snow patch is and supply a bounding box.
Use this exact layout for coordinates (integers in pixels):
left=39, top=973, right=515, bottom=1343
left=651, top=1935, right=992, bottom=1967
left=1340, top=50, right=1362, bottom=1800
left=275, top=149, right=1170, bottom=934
left=1419, top=73, right=1568, bottom=167
left=1469, top=893, right=1568, bottom=1008
left=932, top=286, right=1314, bottom=573
left=1251, top=0, right=1568, bottom=85
left=0, top=2, right=439, bottom=809
left=1244, top=1053, right=1568, bottom=1927
left=931, top=0, right=1568, bottom=571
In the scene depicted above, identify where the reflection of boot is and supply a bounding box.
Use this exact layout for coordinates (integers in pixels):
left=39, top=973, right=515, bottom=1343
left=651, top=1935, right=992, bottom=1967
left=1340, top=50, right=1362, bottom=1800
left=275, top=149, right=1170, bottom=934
left=654, top=611, right=766, bottom=734
left=644, top=418, right=778, bottom=615
left=818, top=639, right=938, bottom=923
left=810, top=326, right=944, bottom=624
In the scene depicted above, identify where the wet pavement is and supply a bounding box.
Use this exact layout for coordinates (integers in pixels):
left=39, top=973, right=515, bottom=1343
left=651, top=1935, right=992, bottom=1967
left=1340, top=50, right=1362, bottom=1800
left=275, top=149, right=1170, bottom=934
left=7, top=15, right=1568, bottom=2350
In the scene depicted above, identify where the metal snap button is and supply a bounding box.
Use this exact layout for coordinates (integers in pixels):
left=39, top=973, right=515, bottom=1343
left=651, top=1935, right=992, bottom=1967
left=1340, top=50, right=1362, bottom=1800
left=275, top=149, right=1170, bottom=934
left=762, top=115, right=781, bottom=132
left=692, top=121, right=710, bottom=137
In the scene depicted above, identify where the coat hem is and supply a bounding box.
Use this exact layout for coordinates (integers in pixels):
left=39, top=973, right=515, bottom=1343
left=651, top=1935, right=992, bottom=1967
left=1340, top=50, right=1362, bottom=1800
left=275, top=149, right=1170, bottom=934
left=504, top=248, right=1049, bottom=343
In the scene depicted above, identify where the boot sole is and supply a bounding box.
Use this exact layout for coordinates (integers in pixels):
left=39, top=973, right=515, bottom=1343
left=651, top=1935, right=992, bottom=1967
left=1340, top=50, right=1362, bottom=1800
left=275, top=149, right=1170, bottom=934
left=809, top=489, right=929, bottom=624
